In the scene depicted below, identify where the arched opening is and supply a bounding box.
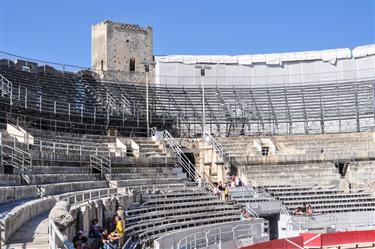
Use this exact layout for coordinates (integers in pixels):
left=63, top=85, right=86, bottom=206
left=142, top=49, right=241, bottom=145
left=129, top=58, right=135, bottom=72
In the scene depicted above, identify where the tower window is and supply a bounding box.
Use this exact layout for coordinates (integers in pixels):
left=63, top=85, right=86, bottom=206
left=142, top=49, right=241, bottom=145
left=130, top=58, right=136, bottom=72
left=261, top=147, right=269, bottom=156
left=101, top=60, right=104, bottom=71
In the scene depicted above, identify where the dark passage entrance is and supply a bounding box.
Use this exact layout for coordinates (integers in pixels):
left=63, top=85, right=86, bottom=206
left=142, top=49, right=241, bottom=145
left=183, top=151, right=196, bottom=180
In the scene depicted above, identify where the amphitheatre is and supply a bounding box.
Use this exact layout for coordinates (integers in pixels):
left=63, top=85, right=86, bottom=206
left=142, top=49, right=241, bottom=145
left=1, top=19, right=375, bottom=249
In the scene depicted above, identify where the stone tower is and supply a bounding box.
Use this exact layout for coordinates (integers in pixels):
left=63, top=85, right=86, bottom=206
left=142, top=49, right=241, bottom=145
left=91, top=20, right=154, bottom=83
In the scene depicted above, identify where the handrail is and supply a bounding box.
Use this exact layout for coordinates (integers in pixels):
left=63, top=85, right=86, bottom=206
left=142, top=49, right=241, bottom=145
left=60, top=188, right=118, bottom=205
left=122, top=236, right=134, bottom=249
left=49, top=188, right=121, bottom=249
left=176, top=219, right=268, bottom=249
left=245, top=203, right=259, bottom=218
left=162, top=129, right=215, bottom=190
left=204, top=131, right=248, bottom=179
left=0, top=143, right=32, bottom=177
left=90, top=155, right=111, bottom=180
left=0, top=74, right=13, bottom=105
left=204, top=131, right=225, bottom=157
left=280, top=203, right=290, bottom=215
left=2, top=132, right=113, bottom=157
left=150, top=126, right=157, bottom=137
left=48, top=220, right=75, bottom=249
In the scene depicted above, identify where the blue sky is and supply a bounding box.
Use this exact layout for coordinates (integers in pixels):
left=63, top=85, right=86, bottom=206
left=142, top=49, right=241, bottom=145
left=0, top=0, right=374, bottom=67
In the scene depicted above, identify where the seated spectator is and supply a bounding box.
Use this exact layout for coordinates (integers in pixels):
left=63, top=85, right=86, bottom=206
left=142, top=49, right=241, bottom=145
left=218, top=181, right=224, bottom=191
left=306, top=204, right=320, bottom=216
left=101, top=230, right=118, bottom=249
left=114, top=215, right=124, bottom=235
left=72, top=230, right=88, bottom=249
left=294, top=207, right=304, bottom=216
left=113, top=215, right=125, bottom=247
left=116, top=206, right=125, bottom=222
left=89, top=218, right=103, bottom=238
left=294, top=203, right=307, bottom=216
left=237, top=178, right=243, bottom=187
left=306, top=204, right=313, bottom=216
left=240, top=208, right=252, bottom=221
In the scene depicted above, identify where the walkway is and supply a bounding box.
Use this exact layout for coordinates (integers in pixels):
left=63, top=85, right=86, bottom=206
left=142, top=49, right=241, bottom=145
left=4, top=211, right=49, bottom=249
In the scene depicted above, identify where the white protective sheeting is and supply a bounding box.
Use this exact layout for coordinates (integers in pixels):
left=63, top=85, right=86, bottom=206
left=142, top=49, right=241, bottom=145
left=155, top=45, right=370, bottom=65
left=266, top=54, right=281, bottom=65
left=237, top=55, right=253, bottom=65
left=353, top=44, right=375, bottom=58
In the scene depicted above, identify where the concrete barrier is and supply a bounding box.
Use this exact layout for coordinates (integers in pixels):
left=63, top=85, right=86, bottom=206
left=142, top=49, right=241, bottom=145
left=0, top=175, right=21, bottom=186
left=0, top=186, right=39, bottom=205
left=0, top=197, right=56, bottom=247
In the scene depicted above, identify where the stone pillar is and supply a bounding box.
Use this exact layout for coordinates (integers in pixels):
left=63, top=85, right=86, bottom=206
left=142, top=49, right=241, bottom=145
left=81, top=206, right=91, bottom=235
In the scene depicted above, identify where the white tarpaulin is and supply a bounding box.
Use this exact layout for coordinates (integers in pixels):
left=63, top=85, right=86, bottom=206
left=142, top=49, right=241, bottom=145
left=182, top=56, right=196, bottom=64
left=305, top=51, right=322, bottom=60
left=155, top=44, right=374, bottom=65
left=280, top=53, right=296, bottom=62
left=266, top=54, right=281, bottom=65
left=353, top=44, right=375, bottom=58
left=223, top=56, right=238, bottom=64
left=321, top=50, right=337, bottom=64
left=237, top=55, right=253, bottom=65
left=251, top=54, right=266, bottom=63
left=196, top=56, right=211, bottom=64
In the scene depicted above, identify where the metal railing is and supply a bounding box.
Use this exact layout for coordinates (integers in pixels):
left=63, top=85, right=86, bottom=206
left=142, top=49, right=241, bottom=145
left=288, top=214, right=338, bottom=231
left=49, top=188, right=120, bottom=249
left=0, top=144, right=32, bottom=182
left=176, top=220, right=268, bottom=249
left=204, top=131, right=248, bottom=179
left=162, top=129, right=215, bottom=190
left=37, top=139, right=112, bottom=157
left=60, top=188, right=118, bottom=205
left=48, top=220, right=75, bottom=249
left=120, top=94, right=132, bottom=115
left=1, top=131, right=113, bottom=157
left=245, top=203, right=259, bottom=219
left=0, top=74, right=12, bottom=105
left=204, top=131, right=225, bottom=157
left=90, top=155, right=112, bottom=180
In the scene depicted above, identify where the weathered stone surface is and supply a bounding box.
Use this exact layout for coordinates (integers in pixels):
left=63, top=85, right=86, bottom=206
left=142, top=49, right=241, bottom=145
left=0, top=186, right=39, bottom=205
left=49, top=201, right=74, bottom=231
left=0, top=175, right=21, bottom=186
left=92, top=20, right=154, bottom=83
left=1, top=197, right=55, bottom=245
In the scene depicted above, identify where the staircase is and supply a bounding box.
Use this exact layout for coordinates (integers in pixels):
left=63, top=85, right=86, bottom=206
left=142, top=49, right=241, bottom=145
left=89, top=155, right=111, bottom=180
left=132, top=137, right=169, bottom=157
left=161, top=129, right=215, bottom=190
left=204, top=131, right=247, bottom=178
left=1, top=142, right=32, bottom=184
